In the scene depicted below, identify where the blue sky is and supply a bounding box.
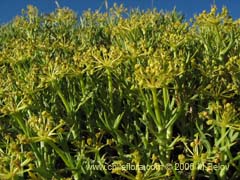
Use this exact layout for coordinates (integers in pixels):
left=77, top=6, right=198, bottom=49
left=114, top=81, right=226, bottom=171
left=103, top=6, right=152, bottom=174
left=0, top=0, right=239, bottom=24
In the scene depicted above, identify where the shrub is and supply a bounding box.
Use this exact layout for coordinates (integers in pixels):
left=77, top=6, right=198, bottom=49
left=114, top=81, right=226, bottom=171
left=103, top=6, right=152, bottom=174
left=0, top=4, right=240, bottom=179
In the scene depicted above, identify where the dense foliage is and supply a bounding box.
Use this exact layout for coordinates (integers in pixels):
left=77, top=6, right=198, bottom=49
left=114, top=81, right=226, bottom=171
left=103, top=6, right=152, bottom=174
left=0, top=4, right=240, bottom=179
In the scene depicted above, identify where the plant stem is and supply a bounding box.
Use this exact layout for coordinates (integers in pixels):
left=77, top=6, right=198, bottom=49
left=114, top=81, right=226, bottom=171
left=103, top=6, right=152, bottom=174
left=79, top=75, right=85, bottom=96
left=191, top=160, right=198, bottom=180
left=151, top=88, right=170, bottom=163
left=56, top=88, right=71, bottom=115
left=107, top=68, right=114, bottom=114
left=151, top=88, right=162, bottom=131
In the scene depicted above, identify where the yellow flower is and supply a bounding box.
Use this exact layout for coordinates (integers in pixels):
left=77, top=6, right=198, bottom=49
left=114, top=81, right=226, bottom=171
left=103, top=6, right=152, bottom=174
left=151, top=153, right=158, bottom=162
left=178, top=154, right=186, bottom=163
left=87, top=138, right=93, bottom=146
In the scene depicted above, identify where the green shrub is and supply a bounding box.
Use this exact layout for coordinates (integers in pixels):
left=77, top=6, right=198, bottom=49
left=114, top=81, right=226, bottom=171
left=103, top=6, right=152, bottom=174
left=0, top=4, right=240, bottom=180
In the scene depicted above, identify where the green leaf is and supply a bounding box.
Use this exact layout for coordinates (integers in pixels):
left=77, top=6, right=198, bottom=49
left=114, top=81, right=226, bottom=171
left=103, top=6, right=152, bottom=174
left=113, top=112, right=124, bottom=129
